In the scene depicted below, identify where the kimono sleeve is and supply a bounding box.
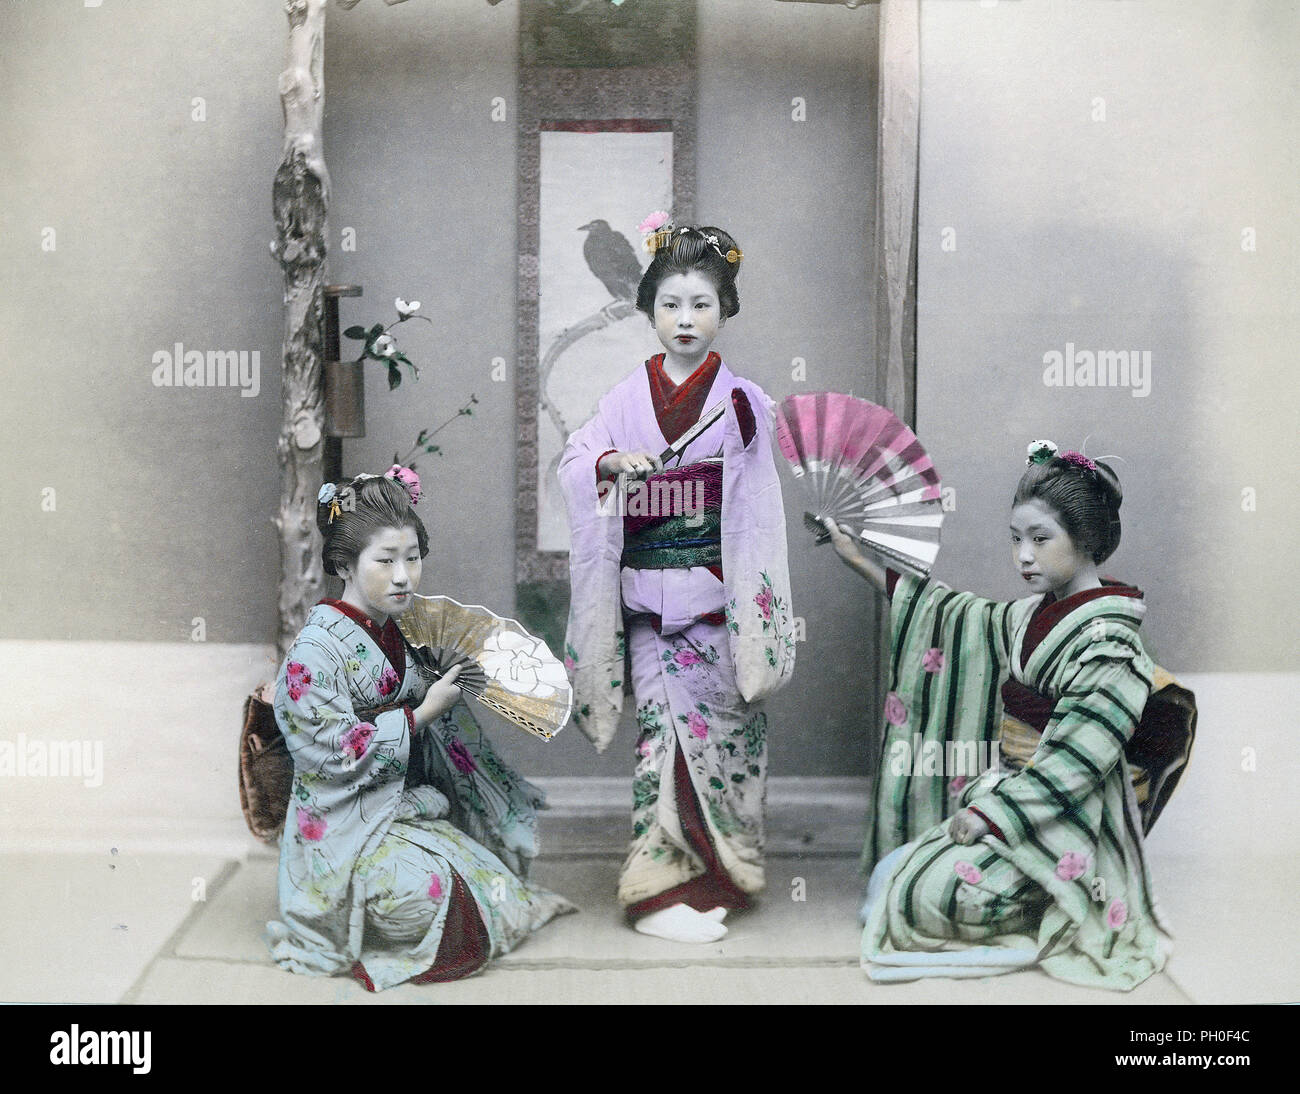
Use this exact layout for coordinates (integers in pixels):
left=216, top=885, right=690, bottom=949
left=275, top=629, right=413, bottom=796
left=972, top=629, right=1155, bottom=851
left=557, top=396, right=626, bottom=751
left=864, top=574, right=1020, bottom=870
left=721, top=379, right=796, bottom=701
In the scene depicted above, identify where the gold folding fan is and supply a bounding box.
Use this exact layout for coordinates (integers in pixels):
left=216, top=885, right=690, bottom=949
left=397, top=595, right=572, bottom=741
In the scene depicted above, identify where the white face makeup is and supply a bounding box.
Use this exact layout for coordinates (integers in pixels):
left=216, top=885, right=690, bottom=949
left=652, top=269, right=724, bottom=377
left=1009, top=499, right=1100, bottom=599
left=338, top=525, right=423, bottom=625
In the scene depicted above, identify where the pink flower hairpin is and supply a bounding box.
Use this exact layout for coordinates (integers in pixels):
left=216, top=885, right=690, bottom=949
left=1059, top=450, right=1097, bottom=471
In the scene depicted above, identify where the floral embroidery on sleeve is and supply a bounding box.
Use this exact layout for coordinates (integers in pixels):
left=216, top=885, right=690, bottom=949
left=296, top=808, right=327, bottom=842
left=286, top=661, right=313, bottom=703
left=377, top=666, right=400, bottom=697
left=341, top=722, right=376, bottom=760
left=884, top=692, right=908, bottom=726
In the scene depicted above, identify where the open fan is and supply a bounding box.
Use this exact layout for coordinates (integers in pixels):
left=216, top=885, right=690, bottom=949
left=397, top=595, right=572, bottom=741
left=775, top=392, right=944, bottom=577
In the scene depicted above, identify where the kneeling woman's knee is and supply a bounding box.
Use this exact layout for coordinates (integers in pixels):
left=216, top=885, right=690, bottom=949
left=367, top=868, right=448, bottom=944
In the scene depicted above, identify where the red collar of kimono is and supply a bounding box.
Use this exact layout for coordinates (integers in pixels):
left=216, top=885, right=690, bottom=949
left=319, top=598, right=407, bottom=678
left=1022, top=578, right=1143, bottom=666
left=646, top=352, right=722, bottom=445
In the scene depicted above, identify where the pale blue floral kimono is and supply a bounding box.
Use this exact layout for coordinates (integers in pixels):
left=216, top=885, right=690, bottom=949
left=265, top=602, right=574, bottom=990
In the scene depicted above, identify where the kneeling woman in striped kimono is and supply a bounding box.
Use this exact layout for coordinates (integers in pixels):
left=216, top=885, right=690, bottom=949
left=825, top=440, right=1172, bottom=991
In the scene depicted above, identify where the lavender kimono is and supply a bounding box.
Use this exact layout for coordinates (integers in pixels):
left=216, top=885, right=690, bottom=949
left=559, top=360, right=796, bottom=907
left=265, top=602, right=573, bottom=990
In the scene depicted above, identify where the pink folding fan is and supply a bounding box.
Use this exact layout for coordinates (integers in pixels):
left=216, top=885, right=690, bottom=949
left=775, top=393, right=944, bottom=577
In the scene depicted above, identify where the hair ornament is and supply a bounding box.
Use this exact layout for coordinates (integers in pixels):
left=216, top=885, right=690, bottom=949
left=1060, top=450, right=1098, bottom=472
left=318, top=481, right=344, bottom=524
left=385, top=464, right=422, bottom=506
left=1026, top=439, right=1058, bottom=465
left=638, top=213, right=743, bottom=266
left=329, top=484, right=357, bottom=524
left=638, top=210, right=674, bottom=255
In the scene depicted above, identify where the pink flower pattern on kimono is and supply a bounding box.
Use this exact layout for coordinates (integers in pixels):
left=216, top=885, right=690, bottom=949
left=296, top=808, right=326, bottom=842
left=1107, top=898, right=1128, bottom=929
left=953, top=861, right=982, bottom=884
left=447, top=737, right=477, bottom=774
left=947, top=775, right=967, bottom=797
left=1055, top=851, right=1089, bottom=882
left=674, top=648, right=703, bottom=668
left=286, top=661, right=313, bottom=702
left=884, top=692, right=908, bottom=726
left=377, top=666, right=400, bottom=698
left=686, top=711, right=710, bottom=740
left=754, top=585, right=774, bottom=622
left=427, top=873, right=443, bottom=901
left=922, top=647, right=945, bottom=673
left=340, top=722, right=376, bottom=760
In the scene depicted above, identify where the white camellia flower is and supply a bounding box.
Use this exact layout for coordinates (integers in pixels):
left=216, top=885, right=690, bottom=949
left=478, top=630, right=569, bottom=699
left=372, top=333, right=397, bottom=357
left=395, top=297, right=421, bottom=318
left=1026, top=438, right=1058, bottom=464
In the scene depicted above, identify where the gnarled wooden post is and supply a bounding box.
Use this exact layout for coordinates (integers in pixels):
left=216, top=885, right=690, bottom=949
left=872, top=0, right=920, bottom=760
left=874, top=0, right=919, bottom=427
left=271, top=0, right=330, bottom=659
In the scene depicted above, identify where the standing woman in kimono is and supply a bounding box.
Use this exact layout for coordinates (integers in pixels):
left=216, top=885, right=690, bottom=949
left=266, top=470, right=573, bottom=991
left=559, top=220, right=796, bottom=943
left=826, top=441, right=1172, bottom=990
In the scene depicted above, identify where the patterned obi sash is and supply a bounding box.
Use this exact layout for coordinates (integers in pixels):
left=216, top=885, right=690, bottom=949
left=997, top=713, right=1042, bottom=772
left=621, top=462, right=722, bottom=571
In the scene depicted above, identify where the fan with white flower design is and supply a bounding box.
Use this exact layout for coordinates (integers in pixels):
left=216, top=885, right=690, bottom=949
left=397, top=595, right=572, bottom=740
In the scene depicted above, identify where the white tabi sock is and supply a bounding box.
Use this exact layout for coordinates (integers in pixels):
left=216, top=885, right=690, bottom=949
left=634, top=903, right=728, bottom=943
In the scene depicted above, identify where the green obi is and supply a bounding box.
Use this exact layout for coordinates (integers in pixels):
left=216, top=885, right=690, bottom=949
left=621, top=511, right=722, bottom=570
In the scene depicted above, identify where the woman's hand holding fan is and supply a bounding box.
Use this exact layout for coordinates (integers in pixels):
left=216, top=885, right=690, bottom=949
left=411, top=660, right=466, bottom=728
left=398, top=595, right=573, bottom=740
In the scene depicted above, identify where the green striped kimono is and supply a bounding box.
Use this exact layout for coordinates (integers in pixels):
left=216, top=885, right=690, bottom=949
left=861, top=573, right=1172, bottom=991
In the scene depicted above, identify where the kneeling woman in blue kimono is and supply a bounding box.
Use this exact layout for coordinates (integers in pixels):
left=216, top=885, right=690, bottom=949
left=827, top=441, right=1172, bottom=991
left=265, top=469, right=573, bottom=991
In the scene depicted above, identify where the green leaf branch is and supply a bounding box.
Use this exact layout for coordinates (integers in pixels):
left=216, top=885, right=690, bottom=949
left=393, top=393, right=481, bottom=473
left=343, top=297, right=432, bottom=390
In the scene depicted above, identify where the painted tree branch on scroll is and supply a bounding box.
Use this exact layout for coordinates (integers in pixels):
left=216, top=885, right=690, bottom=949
left=537, top=297, right=637, bottom=485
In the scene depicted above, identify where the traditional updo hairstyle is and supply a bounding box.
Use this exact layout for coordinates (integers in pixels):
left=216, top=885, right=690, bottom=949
left=1014, top=454, right=1124, bottom=565
left=316, top=475, right=428, bottom=578
left=636, top=224, right=742, bottom=321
